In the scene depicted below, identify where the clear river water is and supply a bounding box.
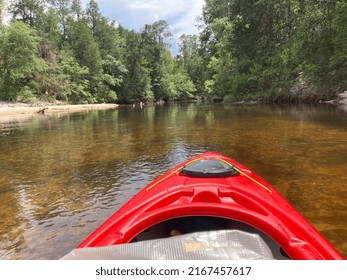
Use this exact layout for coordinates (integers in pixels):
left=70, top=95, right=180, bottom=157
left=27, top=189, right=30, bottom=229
left=0, top=103, right=346, bottom=259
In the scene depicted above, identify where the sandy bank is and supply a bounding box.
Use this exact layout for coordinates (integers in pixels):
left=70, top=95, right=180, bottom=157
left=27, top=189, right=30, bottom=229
left=0, top=103, right=119, bottom=117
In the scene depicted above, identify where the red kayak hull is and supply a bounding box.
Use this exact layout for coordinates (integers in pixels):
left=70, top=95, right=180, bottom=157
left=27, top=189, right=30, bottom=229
left=78, top=152, right=343, bottom=260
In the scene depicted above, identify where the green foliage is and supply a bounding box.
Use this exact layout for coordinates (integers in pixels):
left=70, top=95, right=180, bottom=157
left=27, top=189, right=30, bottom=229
left=117, top=30, right=153, bottom=103
left=0, top=0, right=4, bottom=25
left=0, top=21, right=47, bottom=101
left=162, top=53, right=197, bottom=100
left=162, top=71, right=196, bottom=100
left=199, top=0, right=347, bottom=102
left=85, top=0, right=101, bottom=36
left=49, top=0, right=72, bottom=39
left=9, top=0, right=45, bottom=29
left=141, top=20, right=173, bottom=101
left=41, top=7, right=62, bottom=47
left=94, top=18, right=121, bottom=58
left=53, top=49, right=90, bottom=103
left=0, top=1, right=197, bottom=104
left=69, top=19, right=102, bottom=76
left=330, top=1, right=347, bottom=91
left=178, top=34, right=207, bottom=96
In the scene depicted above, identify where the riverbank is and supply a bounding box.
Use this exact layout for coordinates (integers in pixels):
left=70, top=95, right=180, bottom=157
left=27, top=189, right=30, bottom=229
left=0, top=102, right=119, bottom=117
left=1, top=91, right=346, bottom=117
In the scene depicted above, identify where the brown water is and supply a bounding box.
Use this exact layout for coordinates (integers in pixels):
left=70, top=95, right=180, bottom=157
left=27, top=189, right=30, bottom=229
left=0, top=103, right=346, bottom=259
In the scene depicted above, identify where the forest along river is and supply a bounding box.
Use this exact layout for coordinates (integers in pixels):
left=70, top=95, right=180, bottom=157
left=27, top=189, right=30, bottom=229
left=0, top=103, right=346, bottom=259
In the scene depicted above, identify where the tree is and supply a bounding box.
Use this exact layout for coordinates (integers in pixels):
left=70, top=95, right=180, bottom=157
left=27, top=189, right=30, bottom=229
left=92, top=16, right=122, bottom=58
left=162, top=58, right=197, bottom=100
left=141, top=20, right=173, bottom=100
left=69, top=19, right=102, bottom=76
left=43, top=49, right=90, bottom=103
left=0, top=0, right=4, bottom=25
left=330, top=1, right=347, bottom=92
left=49, top=0, right=72, bottom=39
left=0, top=21, right=47, bottom=101
left=71, top=0, right=83, bottom=20
left=85, top=0, right=101, bottom=36
left=294, top=0, right=338, bottom=95
left=9, top=0, right=45, bottom=29
left=41, top=7, right=62, bottom=48
left=199, top=0, right=345, bottom=101
left=117, top=30, right=153, bottom=103
left=178, top=34, right=206, bottom=95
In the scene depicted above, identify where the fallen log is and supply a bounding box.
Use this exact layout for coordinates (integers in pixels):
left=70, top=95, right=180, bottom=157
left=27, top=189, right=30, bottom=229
left=37, top=107, right=48, bottom=114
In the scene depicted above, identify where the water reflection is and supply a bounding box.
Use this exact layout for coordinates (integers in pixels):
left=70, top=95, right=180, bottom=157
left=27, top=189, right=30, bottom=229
left=0, top=104, right=346, bottom=259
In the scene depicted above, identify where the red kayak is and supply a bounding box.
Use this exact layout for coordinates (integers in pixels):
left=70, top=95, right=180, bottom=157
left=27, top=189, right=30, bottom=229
left=74, top=152, right=343, bottom=260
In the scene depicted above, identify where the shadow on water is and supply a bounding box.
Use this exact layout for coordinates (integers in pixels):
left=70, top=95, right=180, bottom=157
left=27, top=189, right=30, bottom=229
left=0, top=103, right=346, bottom=259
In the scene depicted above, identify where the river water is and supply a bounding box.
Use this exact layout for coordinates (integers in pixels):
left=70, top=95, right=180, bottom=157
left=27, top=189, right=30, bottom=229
left=0, top=103, right=346, bottom=259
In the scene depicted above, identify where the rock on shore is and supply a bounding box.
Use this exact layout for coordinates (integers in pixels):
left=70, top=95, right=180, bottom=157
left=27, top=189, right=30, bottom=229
left=337, top=91, right=347, bottom=104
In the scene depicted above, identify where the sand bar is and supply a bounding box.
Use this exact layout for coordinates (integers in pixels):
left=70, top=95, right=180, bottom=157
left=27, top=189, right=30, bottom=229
left=0, top=103, right=119, bottom=117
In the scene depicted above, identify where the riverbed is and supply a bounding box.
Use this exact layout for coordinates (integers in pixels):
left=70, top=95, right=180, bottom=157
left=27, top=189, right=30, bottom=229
left=0, top=103, right=346, bottom=259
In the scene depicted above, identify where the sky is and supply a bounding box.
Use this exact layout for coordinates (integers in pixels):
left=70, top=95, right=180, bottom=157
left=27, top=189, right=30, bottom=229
left=82, top=0, right=205, bottom=54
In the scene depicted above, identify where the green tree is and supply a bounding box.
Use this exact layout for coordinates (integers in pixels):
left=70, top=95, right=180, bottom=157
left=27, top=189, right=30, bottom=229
left=102, top=54, right=127, bottom=90
left=200, top=0, right=345, bottom=102
left=69, top=19, right=102, bottom=76
left=162, top=59, right=197, bottom=100
left=0, top=21, right=47, bottom=101
left=294, top=0, right=338, bottom=97
left=0, top=0, right=4, bottom=25
left=94, top=17, right=121, bottom=58
left=9, top=0, right=43, bottom=28
left=71, top=0, right=83, bottom=20
left=43, top=49, right=90, bottom=103
left=9, top=0, right=45, bottom=29
left=49, top=0, right=72, bottom=39
left=330, top=1, right=347, bottom=91
left=118, top=30, right=153, bottom=103
left=141, top=20, right=173, bottom=101
left=69, top=19, right=121, bottom=103
left=41, top=7, right=62, bottom=48
left=85, top=0, right=101, bottom=36
left=178, top=34, right=208, bottom=96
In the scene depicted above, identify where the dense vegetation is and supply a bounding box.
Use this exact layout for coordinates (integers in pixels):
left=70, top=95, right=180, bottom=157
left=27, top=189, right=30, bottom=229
left=0, top=0, right=346, bottom=104
left=197, top=0, right=347, bottom=102
left=0, top=0, right=196, bottom=104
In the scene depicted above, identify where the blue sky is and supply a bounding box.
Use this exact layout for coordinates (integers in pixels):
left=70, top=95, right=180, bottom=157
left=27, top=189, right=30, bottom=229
left=82, top=0, right=205, bottom=54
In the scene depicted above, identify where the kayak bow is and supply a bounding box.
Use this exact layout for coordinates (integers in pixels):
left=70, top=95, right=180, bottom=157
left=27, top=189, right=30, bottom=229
left=75, top=152, right=343, bottom=260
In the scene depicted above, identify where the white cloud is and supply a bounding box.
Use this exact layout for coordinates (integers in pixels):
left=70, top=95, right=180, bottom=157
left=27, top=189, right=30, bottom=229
left=128, top=0, right=187, bottom=17
left=94, top=0, right=204, bottom=35
left=1, top=1, right=12, bottom=25
left=110, top=0, right=205, bottom=54
left=171, top=0, right=205, bottom=36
